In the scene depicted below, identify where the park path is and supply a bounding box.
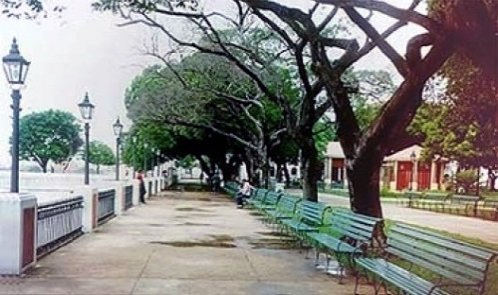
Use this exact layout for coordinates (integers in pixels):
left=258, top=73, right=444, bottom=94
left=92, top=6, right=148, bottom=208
left=0, top=191, right=372, bottom=295
left=315, top=192, right=498, bottom=245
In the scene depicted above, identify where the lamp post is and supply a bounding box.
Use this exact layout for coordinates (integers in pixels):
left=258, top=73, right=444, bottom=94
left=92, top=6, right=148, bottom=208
left=132, top=136, right=137, bottom=178
left=156, top=150, right=161, bottom=177
left=409, top=151, right=416, bottom=191
left=150, top=148, right=155, bottom=176
left=78, top=93, right=95, bottom=185
left=3, top=38, right=30, bottom=193
left=113, top=117, right=123, bottom=181
left=143, top=142, right=148, bottom=173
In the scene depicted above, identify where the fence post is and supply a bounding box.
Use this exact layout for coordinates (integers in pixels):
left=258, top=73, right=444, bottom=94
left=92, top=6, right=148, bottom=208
left=76, top=186, right=98, bottom=233
left=132, top=179, right=140, bottom=205
left=0, top=193, right=37, bottom=275
left=113, top=183, right=124, bottom=216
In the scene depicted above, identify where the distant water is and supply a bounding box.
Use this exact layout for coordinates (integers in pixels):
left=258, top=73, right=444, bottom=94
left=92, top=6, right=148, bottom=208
left=0, top=170, right=132, bottom=204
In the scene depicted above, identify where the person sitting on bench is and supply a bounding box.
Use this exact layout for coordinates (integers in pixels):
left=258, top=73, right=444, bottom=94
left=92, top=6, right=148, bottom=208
left=235, top=179, right=253, bottom=208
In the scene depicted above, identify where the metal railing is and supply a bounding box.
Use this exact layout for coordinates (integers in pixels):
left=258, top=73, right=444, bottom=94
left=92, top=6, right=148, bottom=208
left=148, top=181, right=153, bottom=197
left=124, top=185, right=133, bottom=210
left=37, top=196, right=83, bottom=255
left=97, top=189, right=116, bottom=224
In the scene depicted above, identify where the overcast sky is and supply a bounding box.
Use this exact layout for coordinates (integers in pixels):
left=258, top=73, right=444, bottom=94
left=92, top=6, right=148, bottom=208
left=0, top=0, right=425, bottom=167
left=0, top=1, right=153, bottom=166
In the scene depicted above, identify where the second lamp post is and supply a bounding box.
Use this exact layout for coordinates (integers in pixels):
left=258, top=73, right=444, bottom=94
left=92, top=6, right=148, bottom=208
left=113, top=117, right=123, bottom=181
left=78, top=93, right=94, bottom=185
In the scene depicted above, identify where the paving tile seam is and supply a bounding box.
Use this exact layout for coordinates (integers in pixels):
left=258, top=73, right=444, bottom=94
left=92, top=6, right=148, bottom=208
left=129, top=245, right=158, bottom=295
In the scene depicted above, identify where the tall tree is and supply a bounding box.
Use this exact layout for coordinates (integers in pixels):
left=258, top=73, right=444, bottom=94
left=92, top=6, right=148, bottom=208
left=86, top=141, right=115, bottom=174
left=19, top=110, right=82, bottom=173
left=96, top=0, right=496, bottom=217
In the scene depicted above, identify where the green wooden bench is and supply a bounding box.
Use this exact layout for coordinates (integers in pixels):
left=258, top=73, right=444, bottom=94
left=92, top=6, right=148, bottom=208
left=445, top=194, right=482, bottom=216
left=254, top=191, right=281, bottom=212
left=246, top=188, right=268, bottom=208
left=279, top=200, right=331, bottom=241
left=306, top=208, right=383, bottom=282
left=354, top=223, right=497, bottom=295
left=478, top=199, right=498, bottom=221
left=264, top=195, right=301, bottom=226
left=406, top=192, right=448, bottom=211
left=223, top=182, right=239, bottom=198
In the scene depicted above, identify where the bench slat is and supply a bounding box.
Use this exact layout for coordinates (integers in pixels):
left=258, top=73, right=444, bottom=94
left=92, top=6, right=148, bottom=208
left=389, top=233, right=488, bottom=272
left=388, top=238, right=486, bottom=280
left=356, top=258, right=451, bottom=295
left=392, top=224, right=496, bottom=260
left=386, top=247, right=476, bottom=285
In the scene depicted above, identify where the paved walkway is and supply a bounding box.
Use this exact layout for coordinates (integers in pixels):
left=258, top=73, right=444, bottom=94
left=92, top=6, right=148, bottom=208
left=0, top=191, right=372, bottom=295
left=316, top=192, right=498, bottom=245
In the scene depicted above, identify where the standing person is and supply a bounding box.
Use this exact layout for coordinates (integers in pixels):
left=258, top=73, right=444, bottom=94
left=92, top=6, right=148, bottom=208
left=235, top=179, right=253, bottom=209
left=137, top=169, right=147, bottom=204
left=211, top=172, right=221, bottom=193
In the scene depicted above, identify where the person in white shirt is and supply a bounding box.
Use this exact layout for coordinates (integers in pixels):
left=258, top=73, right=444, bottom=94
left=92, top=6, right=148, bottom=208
left=235, top=179, right=253, bottom=208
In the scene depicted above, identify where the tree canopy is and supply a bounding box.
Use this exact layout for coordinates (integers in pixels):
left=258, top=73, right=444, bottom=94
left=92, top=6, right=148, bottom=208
left=96, top=0, right=496, bottom=217
left=86, top=141, right=115, bottom=174
left=19, top=110, right=82, bottom=173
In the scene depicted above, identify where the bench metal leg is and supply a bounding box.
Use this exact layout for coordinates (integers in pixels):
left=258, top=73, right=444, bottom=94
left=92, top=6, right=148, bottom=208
left=354, top=271, right=361, bottom=295
left=314, top=248, right=321, bottom=266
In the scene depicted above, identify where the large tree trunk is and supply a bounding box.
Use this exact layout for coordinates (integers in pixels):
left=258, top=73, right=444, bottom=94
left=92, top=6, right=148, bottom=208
left=300, top=136, right=321, bottom=202
left=262, top=151, right=270, bottom=189
left=276, top=163, right=283, bottom=182
left=243, top=157, right=254, bottom=183
left=283, top=164, right=291, bottom=187
left=347, top=156, right=384, bottom=218
left=196, top=155, right=214, bottom=180
left=488, top=169, right=496, bottom=191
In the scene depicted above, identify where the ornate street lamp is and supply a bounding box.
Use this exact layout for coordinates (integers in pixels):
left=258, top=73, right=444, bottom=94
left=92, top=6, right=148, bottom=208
left=150, top=148, right=155, bottom=175
left=132, top=136, right=137, bottom=178
left=143, top=142, right=148, bottom=172
left=3, top=38, right=30, bottom=193
left=409, top=151, right=416, bottom=191
left=78, top=92, right=95, bottom=185
left=113, top=117, right=123, bottom=181
left=155, top=149, right=161, bottom=176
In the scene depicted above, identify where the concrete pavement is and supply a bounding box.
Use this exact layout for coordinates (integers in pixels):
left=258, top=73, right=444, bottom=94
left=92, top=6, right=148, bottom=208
left=0, top=191, right=372, bottom=295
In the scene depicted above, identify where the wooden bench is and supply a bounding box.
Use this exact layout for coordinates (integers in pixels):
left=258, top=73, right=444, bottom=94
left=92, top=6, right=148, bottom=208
left=223, top=182, right=239, bottom=198
left=246, top=188, right=268, bottom=208
left=407, top=192, right=448, bottom=211
left=445, top=194, right=481, bottom=216
left=254, top=191, right=281, bottom=212
left=306, top=208, right=383, bottom=282
left=355, top=223, right=497, bottom=295
left=264, top=195, right=301, bottom=225
left=478, top=199, right=498, bottom=221
left=279, top=200, right=331, bottom=239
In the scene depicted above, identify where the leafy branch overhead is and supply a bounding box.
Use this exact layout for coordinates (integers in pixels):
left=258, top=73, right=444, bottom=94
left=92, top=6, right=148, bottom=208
left=96, top=0, right=496, bottom=217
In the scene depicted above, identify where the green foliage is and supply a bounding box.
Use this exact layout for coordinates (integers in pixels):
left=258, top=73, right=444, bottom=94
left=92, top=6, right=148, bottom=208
left=409, top=55, right=497, bottom=171
left=1, top=0, right=65, bottom=19
left=313, top=120, right=335, bottom=160
left=85, top=141, right=115, bottom=173
left=345, top=69, right=395, bottom=130
left=455, top=169, right=478, bottom=194
left=175, top=155, right=196, bottom=169
left=19, top=110, right=82, bottom=173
